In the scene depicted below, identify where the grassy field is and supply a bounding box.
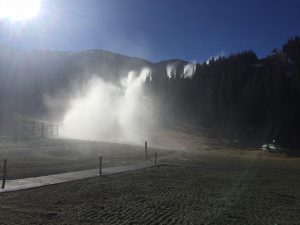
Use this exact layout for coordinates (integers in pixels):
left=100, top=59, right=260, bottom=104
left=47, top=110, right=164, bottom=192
left=0, top=138, right=168, bottom=179
left=0, top=125, right=299, bottom=224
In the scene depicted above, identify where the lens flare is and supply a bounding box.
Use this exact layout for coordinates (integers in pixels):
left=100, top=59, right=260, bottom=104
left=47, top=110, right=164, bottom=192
left=0, top=0, right=41, bottom=21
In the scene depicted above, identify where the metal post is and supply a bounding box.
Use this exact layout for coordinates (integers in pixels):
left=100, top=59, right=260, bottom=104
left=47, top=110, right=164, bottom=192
left=50, top=124, right=53, bottom=137
left=2, top=159, right=7, bottom=189
left=155, top=152, right=157, bottom=166
left=99, top=156, right=102, bottom=175
left=145, top=141, right=148, bottom=160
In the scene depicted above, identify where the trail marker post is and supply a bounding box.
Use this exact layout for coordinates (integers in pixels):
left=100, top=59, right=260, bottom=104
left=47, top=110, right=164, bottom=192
left=99, top=156, right=102, bottom=175
left=145, top=141, right=148, bottom=160
left=2, top=159, right=7, bottom=189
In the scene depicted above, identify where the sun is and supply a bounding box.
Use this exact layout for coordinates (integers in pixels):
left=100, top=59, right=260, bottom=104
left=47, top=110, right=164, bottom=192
left=0, top=0, right=41, bottom=21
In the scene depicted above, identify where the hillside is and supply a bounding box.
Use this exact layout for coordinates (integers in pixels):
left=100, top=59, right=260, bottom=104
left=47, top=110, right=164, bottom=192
left=0, top=46, right=188, bottom=122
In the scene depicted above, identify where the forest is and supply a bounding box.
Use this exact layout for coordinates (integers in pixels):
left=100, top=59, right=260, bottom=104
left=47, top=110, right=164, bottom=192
left=148, top=36, right=300, bottom=149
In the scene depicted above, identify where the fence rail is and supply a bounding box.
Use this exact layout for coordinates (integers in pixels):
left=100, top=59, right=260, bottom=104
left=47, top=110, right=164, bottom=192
left=13, top=120, right=59, bottom=141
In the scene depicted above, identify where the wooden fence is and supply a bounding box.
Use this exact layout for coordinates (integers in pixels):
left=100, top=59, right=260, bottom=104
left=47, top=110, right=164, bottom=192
left=13, top=121, right=59, bottom=141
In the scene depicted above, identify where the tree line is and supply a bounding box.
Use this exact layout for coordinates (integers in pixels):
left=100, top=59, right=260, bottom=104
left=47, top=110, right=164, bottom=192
left=147, top=37, right=300, bottom=149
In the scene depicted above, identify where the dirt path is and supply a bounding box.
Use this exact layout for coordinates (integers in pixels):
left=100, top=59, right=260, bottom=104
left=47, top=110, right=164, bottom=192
left=0, top=161, right=154, bottom=193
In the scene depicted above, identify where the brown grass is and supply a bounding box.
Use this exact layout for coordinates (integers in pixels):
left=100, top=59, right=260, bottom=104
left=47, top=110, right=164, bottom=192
left=0, top=126, right=300, bottom=224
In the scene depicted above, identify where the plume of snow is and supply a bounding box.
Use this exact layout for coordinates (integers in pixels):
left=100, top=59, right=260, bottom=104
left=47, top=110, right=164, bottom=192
left=60, top=68, right=154, bottom=144
left=183, top=63, right=196, bottom=79
left=166, top=64, right=177, bottom=79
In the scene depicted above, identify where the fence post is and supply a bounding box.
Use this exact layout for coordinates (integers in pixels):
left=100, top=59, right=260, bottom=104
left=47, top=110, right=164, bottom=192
left=155, top=152, right=157, bottom=166
left=99, top=156, right=102, bottom=175
left=56, top=124, right=59, bottom=137
left=50, top=124, right=53, bottom=137
left=145, top=141, right=148, bottom=160
left=2, top=159, right=7, bottom=189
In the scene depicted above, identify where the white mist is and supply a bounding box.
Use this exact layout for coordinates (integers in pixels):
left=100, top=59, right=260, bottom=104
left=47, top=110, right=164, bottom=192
left=60, top=68, right=153, bottom=144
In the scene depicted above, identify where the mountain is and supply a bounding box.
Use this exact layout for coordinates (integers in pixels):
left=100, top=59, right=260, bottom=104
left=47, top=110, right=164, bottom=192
left=0, top=46, right=188, bottom=123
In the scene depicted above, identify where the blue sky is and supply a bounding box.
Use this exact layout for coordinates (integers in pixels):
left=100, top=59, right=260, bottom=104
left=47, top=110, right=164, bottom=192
left=0, top=0, right=299, bottom=62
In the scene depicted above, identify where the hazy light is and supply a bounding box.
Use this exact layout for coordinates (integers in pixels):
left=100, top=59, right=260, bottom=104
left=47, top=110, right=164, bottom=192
left=0, top=0, right=41, bottom=21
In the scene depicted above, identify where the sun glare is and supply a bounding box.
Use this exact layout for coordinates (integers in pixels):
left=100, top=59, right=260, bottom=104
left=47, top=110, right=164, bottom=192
left=0, top=0, right=41, bottom=21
